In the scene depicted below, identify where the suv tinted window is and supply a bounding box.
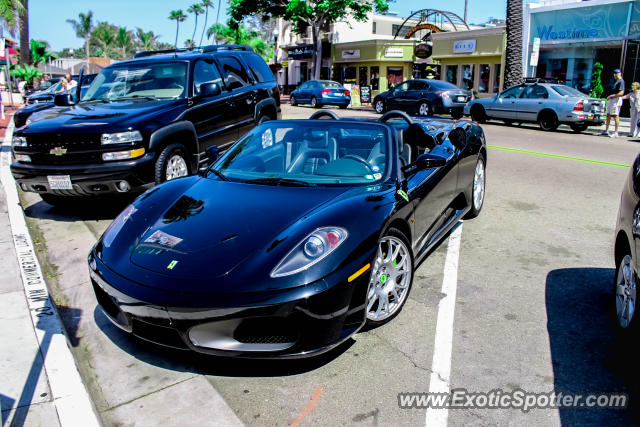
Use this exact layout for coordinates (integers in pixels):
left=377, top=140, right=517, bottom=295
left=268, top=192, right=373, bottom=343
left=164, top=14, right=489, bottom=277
left=244, top=53, right=275, bottom=83
left=217, top=55, right=251, bottom=90
left=193, top=59, right=223, bottom=96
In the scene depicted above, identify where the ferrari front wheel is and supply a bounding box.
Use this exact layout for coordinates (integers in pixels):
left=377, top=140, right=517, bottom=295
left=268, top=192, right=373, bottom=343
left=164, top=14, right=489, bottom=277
left=464, top=155, right=486, bottom=219
left=366, top=228, right=414, bottom=326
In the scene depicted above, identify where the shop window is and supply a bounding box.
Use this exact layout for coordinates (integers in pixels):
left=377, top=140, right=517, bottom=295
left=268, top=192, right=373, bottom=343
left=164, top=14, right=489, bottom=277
left=371, top=66, right=379, bottom=90
left=478, top=64, right=490, bottom=93
left=344, top=66, right=357, bottom=84
left=387, top=67, right=403, bottom=89
left=300, top=62, right=308, bottom=83
left=445, top=65, right=458, bottom=85
left=332, top=66, right=343, bottom=83
left=392, top=24, right=411, bottom=38
left=493, top=64, right=501, bottom=93
left=462, top=64, right=474, bottom=91
left=359, top=66, right=368, bottom=87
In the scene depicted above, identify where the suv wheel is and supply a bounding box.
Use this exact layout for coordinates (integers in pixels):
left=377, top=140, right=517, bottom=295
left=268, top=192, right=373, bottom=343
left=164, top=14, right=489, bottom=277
left=290, top=95, right=297, bottom=106
left=155, top=143, right=191, bottom=184
left=258, top=115, right=271, bottom=124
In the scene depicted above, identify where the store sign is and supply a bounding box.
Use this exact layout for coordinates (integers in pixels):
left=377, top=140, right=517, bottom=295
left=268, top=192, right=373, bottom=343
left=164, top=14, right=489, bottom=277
left=385, top=47, right=404, bottom=58
left=414, top=42, right=432, bottom=59
left=360, top=86, right=371, bottom=104
left=342, top=49, right=360, bottom=59
left=453, top=40, right=476, bottom=53
left=530, top=2, right=631, bottom=43
left=287, top=44, right=314, bottom=60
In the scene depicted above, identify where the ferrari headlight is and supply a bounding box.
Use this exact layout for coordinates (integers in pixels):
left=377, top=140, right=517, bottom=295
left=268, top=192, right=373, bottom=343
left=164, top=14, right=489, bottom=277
left=271, top=227, right=348, bottom=277
left=12, top=136, right=27, bottom=147
left=101, top=130, right=143, bottom=145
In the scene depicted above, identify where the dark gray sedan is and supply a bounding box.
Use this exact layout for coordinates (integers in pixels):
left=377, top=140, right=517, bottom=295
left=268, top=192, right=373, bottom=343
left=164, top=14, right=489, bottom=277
left=464, top=81, right=605, bottom=132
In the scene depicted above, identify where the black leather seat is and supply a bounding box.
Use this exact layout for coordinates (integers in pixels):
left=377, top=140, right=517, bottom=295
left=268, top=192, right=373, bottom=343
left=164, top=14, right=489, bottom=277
left=287, top=130, right=337, bottom=174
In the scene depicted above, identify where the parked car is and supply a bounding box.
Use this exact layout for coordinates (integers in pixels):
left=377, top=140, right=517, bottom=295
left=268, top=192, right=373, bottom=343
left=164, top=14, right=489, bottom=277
left=614, top=152, right=640, bottom=330
left=373, top=79, right=470, bottom=118
left=463, top=79, right=605, bottom=132
left=88, top=109, right=487, bottom=357
left=290, top=80, right=351, bottom=109
left=23, top=77, right=61, bottom=98
left=10, top=45, right=281, bottom=207
left=15, top=75, right=98, bottom=128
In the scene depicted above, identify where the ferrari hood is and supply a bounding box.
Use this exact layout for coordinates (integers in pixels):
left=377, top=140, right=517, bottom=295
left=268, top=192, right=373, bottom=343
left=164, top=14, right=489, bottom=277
left=129, top=178, right=348, bottom=284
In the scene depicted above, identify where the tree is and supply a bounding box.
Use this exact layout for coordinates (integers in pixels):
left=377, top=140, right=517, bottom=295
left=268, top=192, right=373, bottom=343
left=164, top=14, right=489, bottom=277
left=187, top=3, right=203, bottom=46
left=504, top=0, right=522, bottom=88
left=66, top=11, right=94, bottom=66
left=30, top=39, right=54, bottom=65
left=169, top=9, right=187, bottom=49
left=91, top=22, right=116, bottom=58
left=199, top=0, right=213, bottom=46
left=589, top=62, right=604, bottom=99
left=116, top=27, right=132, bottom=58
left=0, top=0, right=25, bottom=35
left=10, top=62, right=41, bottom=84
left=18, top=0, right=29, bottom=64
left=207, top=22, right=271, bottom=60
left=229, top=0, right=390, bottom=80
left=136, top=28, right=158, bottom=51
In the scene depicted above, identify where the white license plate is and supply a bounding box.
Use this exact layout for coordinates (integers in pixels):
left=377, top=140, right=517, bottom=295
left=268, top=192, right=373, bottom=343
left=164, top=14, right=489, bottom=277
left=456, top=96, right=466, bottom=102
left=47, top=175, right=73, bottom=190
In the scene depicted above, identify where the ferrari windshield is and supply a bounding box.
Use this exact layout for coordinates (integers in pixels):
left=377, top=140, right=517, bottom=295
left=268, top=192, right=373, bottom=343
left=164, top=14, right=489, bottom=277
left=81, top=61, right=188, bottom=102
left=210, top=121, right=390, bottom=184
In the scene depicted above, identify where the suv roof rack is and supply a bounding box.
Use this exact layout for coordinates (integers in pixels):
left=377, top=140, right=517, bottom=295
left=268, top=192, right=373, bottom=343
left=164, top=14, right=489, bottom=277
left=201, top=44, right=254, bottom=53
left=133, top=44, right=254, bottom=58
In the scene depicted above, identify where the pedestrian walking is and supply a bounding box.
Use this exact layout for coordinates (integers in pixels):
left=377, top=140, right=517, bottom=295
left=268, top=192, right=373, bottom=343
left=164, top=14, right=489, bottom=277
left=622, top=82, right=640, bottom=138
left=601, top=69, right=625, bottom=138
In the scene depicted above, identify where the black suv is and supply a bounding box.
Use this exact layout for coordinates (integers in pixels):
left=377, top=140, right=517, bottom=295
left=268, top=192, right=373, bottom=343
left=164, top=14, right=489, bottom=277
left=10, top=45, right=280, bottom=206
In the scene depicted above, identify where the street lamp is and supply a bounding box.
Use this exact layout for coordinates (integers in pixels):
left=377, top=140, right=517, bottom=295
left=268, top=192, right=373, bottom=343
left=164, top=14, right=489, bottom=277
left=273, top=28, right=280, bottom=64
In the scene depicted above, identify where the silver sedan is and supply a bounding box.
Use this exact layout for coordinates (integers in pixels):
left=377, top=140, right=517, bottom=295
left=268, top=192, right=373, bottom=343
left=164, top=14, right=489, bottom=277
left=463, top=82, right=605, bottom=132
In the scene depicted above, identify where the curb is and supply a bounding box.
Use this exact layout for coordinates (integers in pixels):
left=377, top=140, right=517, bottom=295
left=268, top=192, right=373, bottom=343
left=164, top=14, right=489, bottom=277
left=0, top=121, right=101, bottom=427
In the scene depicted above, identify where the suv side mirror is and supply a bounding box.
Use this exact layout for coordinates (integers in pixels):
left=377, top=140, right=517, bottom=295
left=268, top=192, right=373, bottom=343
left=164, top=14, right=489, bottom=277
left=401, top=153, right=447, bottom=175
left=200, top=82, right=221, bottom=97
left=53, top=94, right=73, bottom=106
left=205, top=145, right=219, bottom=162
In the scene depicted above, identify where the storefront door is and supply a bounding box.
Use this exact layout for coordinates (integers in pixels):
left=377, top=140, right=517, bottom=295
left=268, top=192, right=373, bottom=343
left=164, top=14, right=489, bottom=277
left=624, top=40, right=640, bottom=88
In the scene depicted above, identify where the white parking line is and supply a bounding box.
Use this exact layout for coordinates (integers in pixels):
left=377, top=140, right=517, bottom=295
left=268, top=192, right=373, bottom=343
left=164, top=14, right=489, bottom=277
left=1, top=122, right=100, bottom=427
left=425, top=223, right=463, bottom=427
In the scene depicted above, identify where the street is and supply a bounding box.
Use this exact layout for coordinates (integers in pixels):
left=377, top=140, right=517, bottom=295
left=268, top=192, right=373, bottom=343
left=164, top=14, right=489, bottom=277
left=14, top=104, right=640, bottom=426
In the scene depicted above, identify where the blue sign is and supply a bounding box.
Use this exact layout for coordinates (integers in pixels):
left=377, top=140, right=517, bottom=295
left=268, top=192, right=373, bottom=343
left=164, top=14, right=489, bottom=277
left=530, top=1, right=632, bottom=44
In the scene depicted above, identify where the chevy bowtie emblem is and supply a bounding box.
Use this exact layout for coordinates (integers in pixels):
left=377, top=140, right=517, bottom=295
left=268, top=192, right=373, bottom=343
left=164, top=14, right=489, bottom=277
left=50, top=147, right=67, bottom=156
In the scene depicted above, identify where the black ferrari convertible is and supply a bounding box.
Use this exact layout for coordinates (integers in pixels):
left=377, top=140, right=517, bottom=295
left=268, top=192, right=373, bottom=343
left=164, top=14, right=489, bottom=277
left=88, top=110, right=487, bottom=358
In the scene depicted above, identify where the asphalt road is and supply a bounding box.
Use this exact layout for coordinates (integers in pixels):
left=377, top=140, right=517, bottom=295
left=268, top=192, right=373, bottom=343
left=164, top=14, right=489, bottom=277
left=17, top=104, right=640, bottom=426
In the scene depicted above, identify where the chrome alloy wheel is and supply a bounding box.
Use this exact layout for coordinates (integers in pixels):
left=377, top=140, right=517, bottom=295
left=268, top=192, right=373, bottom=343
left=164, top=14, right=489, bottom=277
left=616, top=254, right=636, bottom=328
left=366, top=236, right=412, bottom=322
left=419, top=102, right=429, bottom=116
left=165, top=154, right=189, bottom=180
left=375, top=100, right=384, bottom=114
left=473, top=159, right=485, bottom=210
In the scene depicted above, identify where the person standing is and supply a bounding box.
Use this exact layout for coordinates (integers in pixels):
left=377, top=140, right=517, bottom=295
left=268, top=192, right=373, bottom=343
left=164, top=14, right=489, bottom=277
left=601, top=69, right=625, bottom=138
left=622, top=82, right=640, bottom=138
left=65, top=74, right=78, bottom=92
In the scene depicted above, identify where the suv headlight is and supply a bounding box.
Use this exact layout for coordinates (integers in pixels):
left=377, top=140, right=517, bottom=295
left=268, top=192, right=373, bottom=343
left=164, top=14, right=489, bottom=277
left=271, top=227, right=348, bottom=277
left=12, top=136, right=27, bottom=147
left=101, top=131, right=143, bottom=145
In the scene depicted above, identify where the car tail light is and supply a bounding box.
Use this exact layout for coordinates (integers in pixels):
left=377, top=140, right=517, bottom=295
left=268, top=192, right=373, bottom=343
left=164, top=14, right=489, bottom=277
left=321, top=89, right=331, bottom=95
left=344, top=90, right=350, bottom=96
left=573, top=101, right=584, bottom=111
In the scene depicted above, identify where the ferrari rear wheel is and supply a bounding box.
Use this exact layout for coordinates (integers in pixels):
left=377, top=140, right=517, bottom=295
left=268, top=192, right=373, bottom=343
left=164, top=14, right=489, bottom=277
left=366, top=228, right=414, bottom=326
left=464, top=156, right=486, bottom=219
left=616, top=253, right=637, bottom=330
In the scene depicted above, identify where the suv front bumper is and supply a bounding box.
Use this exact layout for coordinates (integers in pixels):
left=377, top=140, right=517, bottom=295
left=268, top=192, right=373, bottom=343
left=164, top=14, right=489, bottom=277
left=10, top=153, right=157, bottom=196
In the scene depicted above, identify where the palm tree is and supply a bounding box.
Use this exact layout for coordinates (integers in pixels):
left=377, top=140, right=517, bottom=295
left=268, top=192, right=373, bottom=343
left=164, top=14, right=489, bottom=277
left=66, top=11, right=94, bottom=66
left=0, top=0, right=25, bottom=34
left=116, top=27, right=132, bottom=58
left=92, top=22, right=116, bottom=58
left=207, top=23, right=271, bottom=60
left=199, top=0, right=213, bottom=46
left=184, top=39, right=195, bottom=48
left=187, top=3, right=203, bottom=47
left=136, top=28, right=158, bottom=51
left=169, top=9, right=187, bottom=49
left=213, top=0, right=221, bottom=44
left=504, top=0, right=523, bottom=88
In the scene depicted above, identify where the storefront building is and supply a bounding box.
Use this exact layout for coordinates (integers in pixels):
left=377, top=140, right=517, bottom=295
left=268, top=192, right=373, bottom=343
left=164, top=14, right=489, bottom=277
left=523, top=0, right=635, bottom=93
left=330, top=40, right=418, bottom=96
left=431, top=27, right=506, bottom=97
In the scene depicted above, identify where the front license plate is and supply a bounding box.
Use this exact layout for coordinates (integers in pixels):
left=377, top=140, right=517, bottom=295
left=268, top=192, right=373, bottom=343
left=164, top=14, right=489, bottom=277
left=47, top=175, right=73, bottom=190
left=593, top=115, right=600, bottom=121
left=456, top=96, right=466, bottom=102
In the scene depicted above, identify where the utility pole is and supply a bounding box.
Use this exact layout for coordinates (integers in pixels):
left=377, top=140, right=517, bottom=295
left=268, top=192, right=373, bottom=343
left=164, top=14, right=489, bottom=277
left=464, top=0, right=469, bottom=23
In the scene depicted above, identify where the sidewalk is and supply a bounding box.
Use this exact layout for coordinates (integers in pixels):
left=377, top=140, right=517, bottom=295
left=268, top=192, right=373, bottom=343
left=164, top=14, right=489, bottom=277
left=0, top=118, right=99, bottom=426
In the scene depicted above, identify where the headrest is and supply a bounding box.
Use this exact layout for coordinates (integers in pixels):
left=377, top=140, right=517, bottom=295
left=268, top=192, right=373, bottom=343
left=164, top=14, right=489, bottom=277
left=305, top=130, right=329, bottom=149
left=404, top=123, right=436, bottom=150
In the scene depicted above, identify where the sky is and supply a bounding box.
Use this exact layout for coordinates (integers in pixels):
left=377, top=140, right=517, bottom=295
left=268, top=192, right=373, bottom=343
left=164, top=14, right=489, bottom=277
left=27, top=0, right=508, bottom=52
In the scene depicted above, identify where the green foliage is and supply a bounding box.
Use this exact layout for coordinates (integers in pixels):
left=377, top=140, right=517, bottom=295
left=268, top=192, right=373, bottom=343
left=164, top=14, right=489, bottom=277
left=169, top=9, right=188, bottom=48
left=30, top=39, right=55, bottom=65
left=10, top=63, right=42, bottom=84
left=589, top=62, right=604, bottom=99
left=207, top=23, right=272, bottom=60
left=0, top=0, right=25, bottom=34
left=66, top=11, right=94, bottom=39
